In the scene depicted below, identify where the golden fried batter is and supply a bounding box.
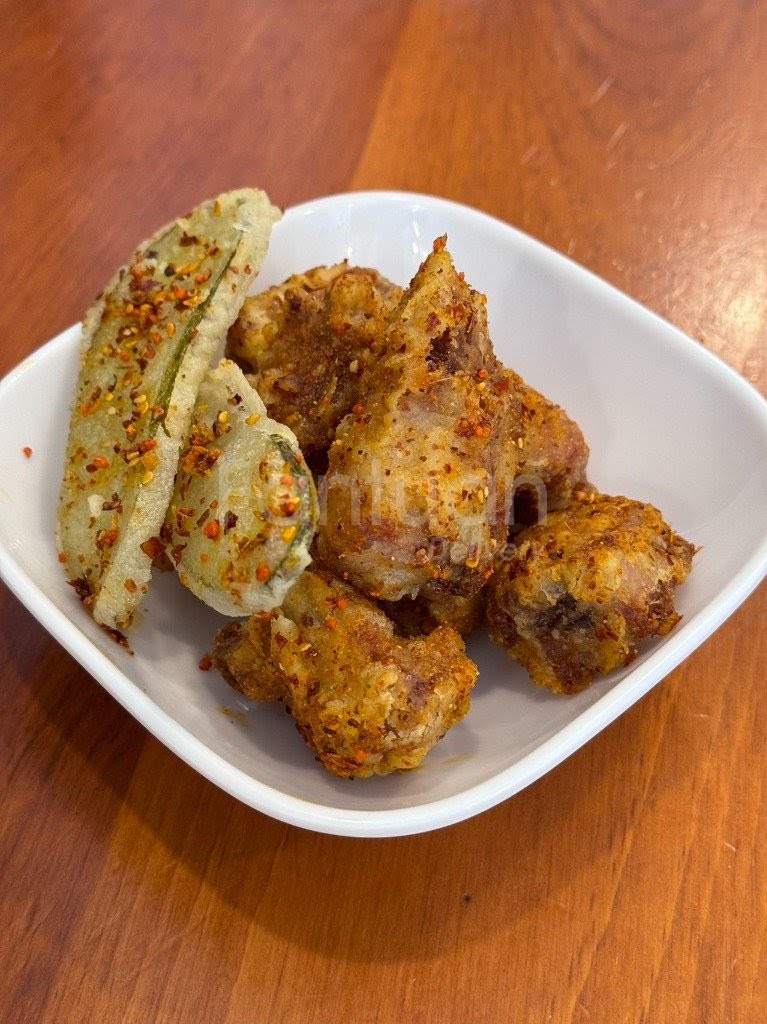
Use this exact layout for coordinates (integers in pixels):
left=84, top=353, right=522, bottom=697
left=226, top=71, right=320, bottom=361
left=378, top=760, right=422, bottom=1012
left=497, top=370, right=590, bottom=527
left=487, top=492, right=694, bottom=693
left=213, top=568, right=477, bottom=777
left=317, top=238, right=507, bottom=608
left=213, top=616, right=284, bottom=702
left=227, top=264, right=402, bottom=455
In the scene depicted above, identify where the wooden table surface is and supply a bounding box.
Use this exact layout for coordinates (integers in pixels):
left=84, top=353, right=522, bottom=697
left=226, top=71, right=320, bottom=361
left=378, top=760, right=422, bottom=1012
left=1, top=2, right=765, bottom=1021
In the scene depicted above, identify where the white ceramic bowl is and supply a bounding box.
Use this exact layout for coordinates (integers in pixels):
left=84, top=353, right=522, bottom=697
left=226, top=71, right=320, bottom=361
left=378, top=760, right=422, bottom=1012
left=1, top=192, right=766, bottom=837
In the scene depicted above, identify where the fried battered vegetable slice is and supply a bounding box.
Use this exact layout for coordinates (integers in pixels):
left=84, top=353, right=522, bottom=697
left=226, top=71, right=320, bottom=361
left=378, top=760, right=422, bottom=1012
left=317, top=237, right=507, bottom=606
left=168, top=360, right=317, bottom=616
left=213, top=568, right=478, bottom=778
left=497, top=370, right=590, bottom=527
left=487, top=492, right=695, bottom=693
left=58, top=189, right=281, bottom=629
left=227, top=264, right=403, bottom=456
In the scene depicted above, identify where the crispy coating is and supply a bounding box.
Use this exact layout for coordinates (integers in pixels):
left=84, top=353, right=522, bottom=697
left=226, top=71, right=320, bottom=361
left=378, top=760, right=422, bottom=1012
left=213, top=616, right=284, bottom=702
left=487, top=492, right=695, bottom=693
left=213, top=568, right=478, bottom=777
left=227, top=264, right=402, bottom=456
left=497, top=370, right=590, bottom=528
left=317, top=238, right=508, bottom=606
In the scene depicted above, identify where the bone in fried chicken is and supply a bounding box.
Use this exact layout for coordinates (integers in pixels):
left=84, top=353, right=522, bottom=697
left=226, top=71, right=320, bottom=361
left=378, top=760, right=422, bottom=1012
left=226, top=264, right=402, bottom=456
left=316, top=237, right=508, bottom=609
left=487, top=492, right=695, bottom=694
left=213, top=567, right=478, bottom=777
left=497, top=370, right=590, bottom=527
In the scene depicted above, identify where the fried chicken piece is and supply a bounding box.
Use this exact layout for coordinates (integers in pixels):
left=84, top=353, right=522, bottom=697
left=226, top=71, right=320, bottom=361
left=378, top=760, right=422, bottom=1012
left=487, top=492, right=695, bottom=694
left=213, top=568, right=478, bottom=778
left=317, top=237, right=508, bottom=608
left=226, top=264, right=402, bottom=456
left=497, top=370, right=590, bottom=528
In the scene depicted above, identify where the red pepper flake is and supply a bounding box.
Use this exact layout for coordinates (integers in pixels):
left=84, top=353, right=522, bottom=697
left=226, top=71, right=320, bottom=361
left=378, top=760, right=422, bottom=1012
left=96, top=528, right=118, bottom=550
left=335, top=598, right=349, bottom=610
left=477, top=368, right=489, bottom=380
left=103, top=626, right=131, bottom=651
left=224, top=510, right=238, bottom=533
left=353, top=749, right=368, bottom=764
left=58, top=552, right=68, bottom=564
left=138, top=438, right=158, bottom=454
left=352, top=404, right=365, bottom=416
left=274, top=633, right=288, bottom=649
left=199, top=654, right=213, bottom=671
left=432, top=235, right=447, bottom=252
left=140, top=536, right=166, bottom=560
left=85, top=455, right=110, bottom=472
left=195, top=271, right=211, bottom=285
left=22, top=446, right=33, bottom=459
left=203, top=520, right=220, bottom=540
left=68, top=577, right=92, bottom=603
left=324, top=616, right=337, bottom=630
left=256, top=564, right=271, bottom=582
left=170, top=544, right=186, bottom=565
left=124, top=579, right=138, bottom=593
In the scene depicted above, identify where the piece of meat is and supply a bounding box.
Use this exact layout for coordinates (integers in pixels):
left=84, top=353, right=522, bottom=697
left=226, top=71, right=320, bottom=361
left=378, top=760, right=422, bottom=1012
left=213, top=567, right=478, bottom=777
left=487, top=492, right=695, bottom=693
left=496, top=370, right=590, bottom=528
left=316, top=237, right=508, bottom=608
left=226, top=264, right=402, bottom=456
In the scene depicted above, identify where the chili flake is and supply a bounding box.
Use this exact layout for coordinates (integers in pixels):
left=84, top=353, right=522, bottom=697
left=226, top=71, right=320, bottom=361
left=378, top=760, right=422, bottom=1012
left=203, top=520, right=220, bottom=540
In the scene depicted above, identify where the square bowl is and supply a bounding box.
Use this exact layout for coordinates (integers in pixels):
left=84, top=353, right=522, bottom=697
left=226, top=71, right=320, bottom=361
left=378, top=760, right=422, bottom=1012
left=2, top=191, right=766, bottom=837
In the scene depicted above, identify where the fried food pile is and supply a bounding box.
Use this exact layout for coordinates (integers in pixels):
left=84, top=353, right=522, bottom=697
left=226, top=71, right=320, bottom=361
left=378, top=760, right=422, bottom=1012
left=59, top=194, right=693, bottom=782
left=58, top=193, right=688, bottom=782
left=215, top=237, right=695, bottom=777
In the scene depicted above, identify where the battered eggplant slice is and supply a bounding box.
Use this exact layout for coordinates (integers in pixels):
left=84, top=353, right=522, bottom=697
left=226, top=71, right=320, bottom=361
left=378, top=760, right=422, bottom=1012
left=487, top=492, right=695, bottom=694
left=497, top=370, right=590, bottom=528
left=58, top=188, right=280, bottom=629
left=213, top=568, right=478, bottom=778
left=227, top=264, right=402, bottom=456
left=168, top=360, right=317, bottom=616
left=317, top=237, right=508, bottom=609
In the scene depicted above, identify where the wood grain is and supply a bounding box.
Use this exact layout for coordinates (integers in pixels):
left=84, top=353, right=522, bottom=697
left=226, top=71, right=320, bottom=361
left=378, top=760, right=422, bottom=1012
left=0, top=1, right=765, bottom=1021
